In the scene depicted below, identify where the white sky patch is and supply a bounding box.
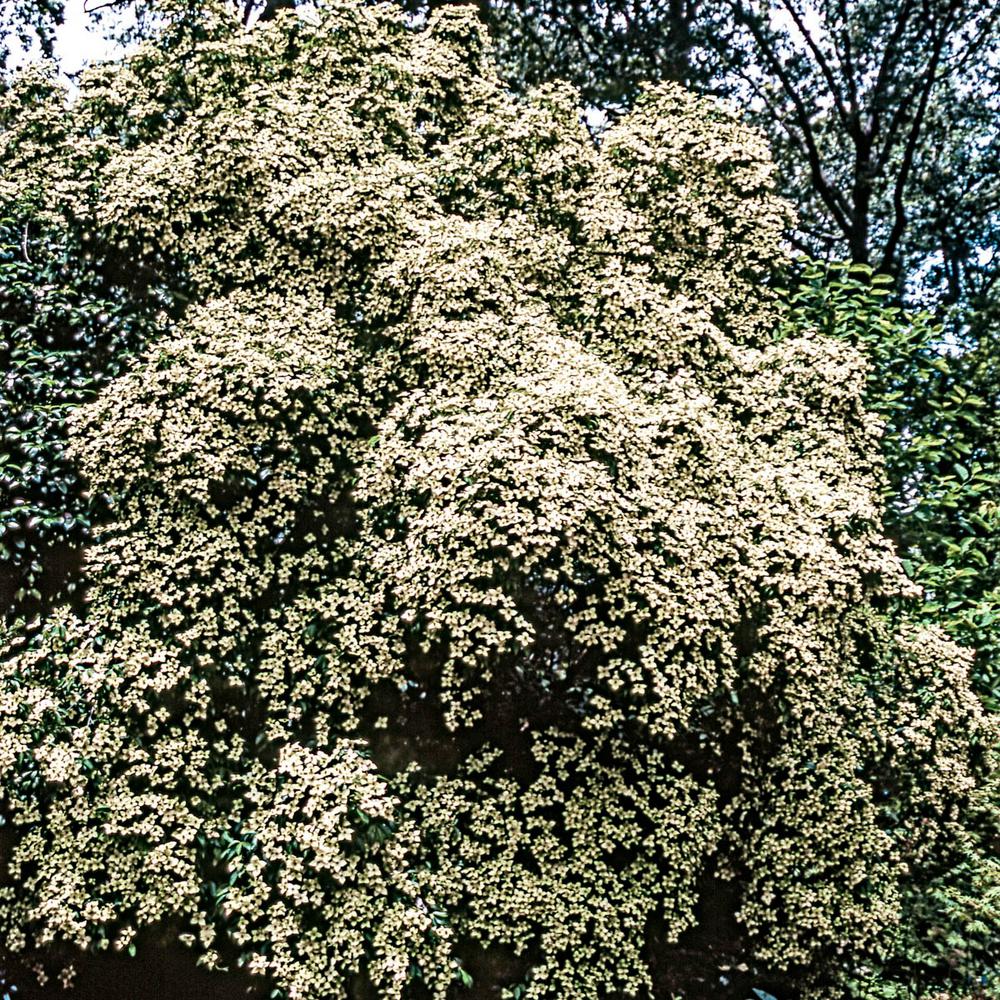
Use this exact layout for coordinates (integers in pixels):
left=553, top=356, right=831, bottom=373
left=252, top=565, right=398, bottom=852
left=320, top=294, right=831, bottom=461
left=3, top=1, right=139, bottom=79
left=769, top=2, right=824, bottom=42
left=54, top=2, right=121, bottom=74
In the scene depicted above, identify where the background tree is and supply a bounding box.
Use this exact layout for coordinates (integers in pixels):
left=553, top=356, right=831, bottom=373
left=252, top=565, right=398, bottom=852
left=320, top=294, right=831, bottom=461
left=711, top=1, right=1000, bottom=284
left=2, top=5, right=996, bottom=1000
left=0, top=0, right=62, bottom=69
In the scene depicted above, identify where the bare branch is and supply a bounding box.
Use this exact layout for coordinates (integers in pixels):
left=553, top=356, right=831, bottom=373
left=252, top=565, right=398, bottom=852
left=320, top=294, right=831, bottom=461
left=725, top=3, right=853, bottom=236
left=833, top=0, right=859, bottom=116
left=880, top=7, right=955, bottom=272
left=776, top=0, right=853, bottom=133
left=84, top=0, right=126, bottom=13
left=873, top=91, right=916, bottom=171
left=866, top=0, right=916, bottom=140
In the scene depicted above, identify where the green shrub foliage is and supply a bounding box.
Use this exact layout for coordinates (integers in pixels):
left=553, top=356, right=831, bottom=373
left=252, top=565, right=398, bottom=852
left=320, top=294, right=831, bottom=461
left=781, top=262, right=1000, bottom=997
left=0, top=68, right=176, bottom=621
left=783, top=263, right=1000, bottom=707
left=0, top=3, right=996, bottom=998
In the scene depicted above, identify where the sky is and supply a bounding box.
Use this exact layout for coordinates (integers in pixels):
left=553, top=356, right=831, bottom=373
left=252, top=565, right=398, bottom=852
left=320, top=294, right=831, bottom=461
left=3, top=1, right=127, bottom=78
left=54, top=3, right=119, bottom=73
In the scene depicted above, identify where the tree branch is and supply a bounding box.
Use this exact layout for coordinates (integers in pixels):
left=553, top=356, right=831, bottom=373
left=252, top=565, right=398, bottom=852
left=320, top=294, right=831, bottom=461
left=777, top=0, right=853, bottom=134
left=880, top=7, right=954, bottom=273
left=866, top=0, right=916, bottom=140
left=725, top=2, right=853, bottom=236
left=833, top=0, right=859, bottom=117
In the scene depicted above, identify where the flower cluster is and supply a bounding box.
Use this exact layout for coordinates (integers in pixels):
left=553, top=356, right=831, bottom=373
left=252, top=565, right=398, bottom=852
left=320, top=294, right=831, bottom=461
left=0, top=2, right=994, bottom=998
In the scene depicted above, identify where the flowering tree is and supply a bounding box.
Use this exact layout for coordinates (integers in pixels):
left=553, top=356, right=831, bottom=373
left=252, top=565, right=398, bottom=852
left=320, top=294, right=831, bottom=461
left=0, top=3, right=995, bottom=998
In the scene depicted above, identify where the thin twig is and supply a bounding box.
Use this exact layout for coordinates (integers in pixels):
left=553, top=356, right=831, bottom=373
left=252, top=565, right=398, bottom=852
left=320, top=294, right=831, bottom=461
left=84, top=0, right=126, bottom=13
